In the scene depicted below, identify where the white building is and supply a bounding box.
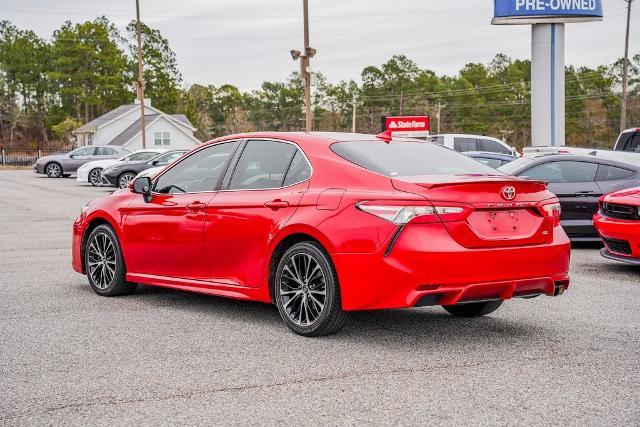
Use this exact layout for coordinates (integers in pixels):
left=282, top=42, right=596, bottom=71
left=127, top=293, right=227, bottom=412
left=72, top=99, right=201, bottom=150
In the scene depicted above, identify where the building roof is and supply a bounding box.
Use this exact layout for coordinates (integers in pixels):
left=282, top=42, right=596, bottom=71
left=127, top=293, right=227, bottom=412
left=108, top=114, right=159, bottom=146
left=169, top=114, right=194, bottom=128
left=75, top=104, right=139, bottom=132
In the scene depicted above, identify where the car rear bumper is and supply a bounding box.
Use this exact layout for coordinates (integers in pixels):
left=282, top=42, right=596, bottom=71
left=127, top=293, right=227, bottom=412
left=333, top=223, right=571, bottom=311
left=593, top=213, right=640, bottom=261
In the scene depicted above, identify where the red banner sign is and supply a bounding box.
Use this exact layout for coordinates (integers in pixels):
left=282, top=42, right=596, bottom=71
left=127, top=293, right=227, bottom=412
left=385, top=116, right=430, bottom=133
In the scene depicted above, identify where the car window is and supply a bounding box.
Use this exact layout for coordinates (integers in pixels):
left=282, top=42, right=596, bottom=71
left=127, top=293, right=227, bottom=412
left=478, top=139, right=510, bottom=154
left=627, top=134, right=640, bottom=152
left=453, top=138, right=478, bottom=152
left=72, top=147, right=96, bottom=156
left=154, top=142, right=239, bottom=194
left=474, top=157, right=503, bottom=169
left=596, top=165, right=635, bottom=181
left=151, top=151, right=186, bottom=165
left=331, top=140, right=499, bottom=177
left=229, top=140, right=297, bottom=190
left=96, top=147, right=116, bottom=156
left=522, top=161, right=598, bottom=183
left=128, top=151, right=159, bottom=162
left=283, top=150, right=312, bottom=186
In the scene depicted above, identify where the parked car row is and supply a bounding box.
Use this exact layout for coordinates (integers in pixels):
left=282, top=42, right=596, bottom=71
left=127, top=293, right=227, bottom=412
left=35, top=147, right=188, bottom=189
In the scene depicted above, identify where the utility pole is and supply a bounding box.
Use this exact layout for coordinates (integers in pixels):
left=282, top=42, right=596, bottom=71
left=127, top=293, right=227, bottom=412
left=620, top=0, right=634, bottom=132
left=302, top=0, right=312, bottom=132
left=435, top=102, right=444, bottom=134
left=351, top=94, right=357, bottom=133
left=135, top=0, right=147, bottom=149
left=290, top=0, right=315, bottom=132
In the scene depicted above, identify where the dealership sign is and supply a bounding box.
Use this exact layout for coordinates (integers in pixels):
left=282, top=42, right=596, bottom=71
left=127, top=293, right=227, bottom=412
left=384, top=116, right=430, bottom=137
left=493, top=0, right=603, bottom=24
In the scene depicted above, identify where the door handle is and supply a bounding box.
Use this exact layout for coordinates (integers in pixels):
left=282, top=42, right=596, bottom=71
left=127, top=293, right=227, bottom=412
left=264, top=200, right=289, bottom=209
left=574, top=191, right=597, bottom=197
left=186, top=202, right=206, bottom=213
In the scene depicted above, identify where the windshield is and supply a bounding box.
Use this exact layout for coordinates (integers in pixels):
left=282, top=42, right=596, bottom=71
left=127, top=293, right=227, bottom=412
left=498, top=158, right=534, bottom=175
left=330, top=140, right=500, bottom=177
left=148, top=151, right=186, bottom=164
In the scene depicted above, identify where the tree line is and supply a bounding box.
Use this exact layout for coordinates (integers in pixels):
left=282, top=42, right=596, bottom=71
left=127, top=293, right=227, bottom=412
left=1, top=17, right=638, bottom=150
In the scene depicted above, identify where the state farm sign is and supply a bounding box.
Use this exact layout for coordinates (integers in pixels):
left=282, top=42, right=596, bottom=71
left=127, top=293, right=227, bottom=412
left=385, top=115, right=430, bottom=137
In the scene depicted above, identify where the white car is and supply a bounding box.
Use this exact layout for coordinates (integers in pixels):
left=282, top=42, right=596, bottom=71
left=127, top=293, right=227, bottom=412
left=426, top=134, right=517, bottom=156
left=76, top=149, right=167, bottom=186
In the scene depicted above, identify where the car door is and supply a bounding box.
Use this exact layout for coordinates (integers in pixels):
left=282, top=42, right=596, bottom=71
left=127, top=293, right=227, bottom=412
left=521, top=160, right=600, bottom=238
left=205, top=139, right=311, bottom=288
left=63, top=147, right=97, bottom=172
left=121, top=141, right=240, bottom=281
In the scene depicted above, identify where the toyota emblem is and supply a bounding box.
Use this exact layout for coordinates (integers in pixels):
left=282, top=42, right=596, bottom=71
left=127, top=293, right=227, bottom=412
left=502, top=186, right=516, bottom=201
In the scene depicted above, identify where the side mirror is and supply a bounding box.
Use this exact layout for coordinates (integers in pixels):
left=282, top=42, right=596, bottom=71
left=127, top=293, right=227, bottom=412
left=151, top=160, right=159, bottom=166
left=69, top=154, right=76, bottom=159
left=132, top=176, right=153, bottom=202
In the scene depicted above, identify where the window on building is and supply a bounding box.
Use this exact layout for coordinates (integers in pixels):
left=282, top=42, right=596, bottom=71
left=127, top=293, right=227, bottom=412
left=154, top=132, right=170, bottom=146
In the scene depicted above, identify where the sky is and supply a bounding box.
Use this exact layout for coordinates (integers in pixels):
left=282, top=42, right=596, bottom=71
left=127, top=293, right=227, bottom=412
left=1, top=0, right=638, bottom=91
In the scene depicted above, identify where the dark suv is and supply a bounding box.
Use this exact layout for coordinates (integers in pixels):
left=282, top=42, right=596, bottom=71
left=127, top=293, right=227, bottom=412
left=614, top=128, right=640, bottom=152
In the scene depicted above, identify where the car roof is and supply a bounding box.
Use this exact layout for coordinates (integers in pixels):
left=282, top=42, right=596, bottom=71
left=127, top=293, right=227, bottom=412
left=522, top=154, right=640, bottom=170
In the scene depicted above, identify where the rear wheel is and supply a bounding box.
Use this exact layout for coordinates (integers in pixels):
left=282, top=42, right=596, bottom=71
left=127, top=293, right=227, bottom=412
left=442, top=300, right=503, bottom=317
left=117, top=172, right=136, bottom=189
left=275, top=242, right=349, bottom=337
left=88, top=168, right=103, bottom=186
left=45, top=162, right=62, bottom=178
left=84, top=224, right=137, bottom=296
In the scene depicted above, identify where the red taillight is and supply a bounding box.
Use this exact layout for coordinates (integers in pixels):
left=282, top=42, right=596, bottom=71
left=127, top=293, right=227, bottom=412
left=356, top=201, right=469, bottom=224
left=539, top=201, right=561, bottom=227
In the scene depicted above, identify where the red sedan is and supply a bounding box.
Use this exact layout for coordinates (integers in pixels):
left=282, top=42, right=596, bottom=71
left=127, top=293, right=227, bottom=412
left=72, top=132, right=570, bottom=336
left=594, top=187, right=640, bottom=265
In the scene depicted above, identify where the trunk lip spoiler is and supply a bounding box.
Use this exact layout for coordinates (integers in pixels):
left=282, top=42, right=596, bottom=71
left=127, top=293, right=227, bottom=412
left=392, top=176, right=547, bottom=189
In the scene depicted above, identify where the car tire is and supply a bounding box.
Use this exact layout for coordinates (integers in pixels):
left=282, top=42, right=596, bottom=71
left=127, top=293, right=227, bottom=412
left=274, top=242, right=349, bottom=337
left=84, top=224, right=137, bottom=297
left=442, top=300, right=503, bottom=318
left=117, top=172, right=136, bottom=189
left=89, top=168, right=103, bottom=186
left=45, top=162, right=62, bottom=178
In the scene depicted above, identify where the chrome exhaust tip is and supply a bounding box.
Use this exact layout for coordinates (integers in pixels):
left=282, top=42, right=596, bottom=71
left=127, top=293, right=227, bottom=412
left=553, top=285, right=565, bottom=297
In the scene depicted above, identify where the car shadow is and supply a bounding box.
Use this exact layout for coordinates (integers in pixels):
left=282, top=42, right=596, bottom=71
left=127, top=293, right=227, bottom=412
left=87, top=284, right=551, bottom=344
left=570, top=241, right=603, bottom=249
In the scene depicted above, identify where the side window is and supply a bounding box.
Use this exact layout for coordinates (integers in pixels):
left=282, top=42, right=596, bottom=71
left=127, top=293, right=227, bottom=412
left=152, top=151, right=185, bottom=165
left=154, top=142, right=239, bottom=194
left=453, top=138, right=477, bottom=152
left=596, top=165, right=635, bottom=181
left=229, top=140, right=297, bottom=190
left=479, top=139, right=510, bottom=154
left=72, top=147, right=96, bottom=156
left=627, top=134, right=640, bottom=152
left=128, top=151, right=157, bottom=162
left=283, top=150, right=312, bottom=186
left=523, top=161, right=598, bottom=183
left=96, top=147, right=116, bottom=156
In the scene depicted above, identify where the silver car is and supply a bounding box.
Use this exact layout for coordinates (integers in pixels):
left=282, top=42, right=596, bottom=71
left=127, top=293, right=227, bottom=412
left=34, top=146, right=130, bottom=178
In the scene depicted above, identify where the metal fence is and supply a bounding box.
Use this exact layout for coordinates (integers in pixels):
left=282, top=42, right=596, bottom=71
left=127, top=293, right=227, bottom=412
left=0, top=148, right=67, bottom=167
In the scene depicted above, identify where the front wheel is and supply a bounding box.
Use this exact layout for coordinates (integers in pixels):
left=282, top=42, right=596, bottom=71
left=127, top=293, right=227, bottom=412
left=89, top=168, right=103, bottom=186
left=45, top=162, right=62, bottom=178
left=117, top=172, right=136, bottom=189
left=85, top=224, right=137, bottom=296
left=442, top=300, right=503, bottom=318
left=275, top=242, right=349, bottom=337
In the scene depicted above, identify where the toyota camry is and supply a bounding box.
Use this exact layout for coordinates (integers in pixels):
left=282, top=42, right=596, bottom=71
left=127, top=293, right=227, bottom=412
left=72, top=132, right=571, bottom=336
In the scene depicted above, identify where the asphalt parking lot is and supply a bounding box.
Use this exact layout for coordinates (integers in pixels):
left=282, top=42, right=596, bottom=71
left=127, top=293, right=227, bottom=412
left=1, top=169, right=638, bottom=425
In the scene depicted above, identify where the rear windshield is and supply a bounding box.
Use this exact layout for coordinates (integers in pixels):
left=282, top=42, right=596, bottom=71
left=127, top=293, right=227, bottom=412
left=331, top=140, right=500, bottom=177
left=498, top=158, right=534, bottom=175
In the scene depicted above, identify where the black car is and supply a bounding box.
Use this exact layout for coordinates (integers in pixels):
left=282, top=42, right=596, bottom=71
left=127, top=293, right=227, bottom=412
left=464, top=151, right=518, bottom=169
left=102, top=150, right=187, bottom=188
left=499, top=155, right=640, bottom=241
